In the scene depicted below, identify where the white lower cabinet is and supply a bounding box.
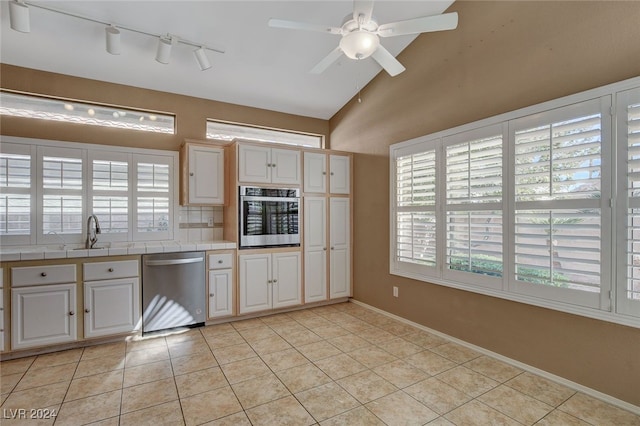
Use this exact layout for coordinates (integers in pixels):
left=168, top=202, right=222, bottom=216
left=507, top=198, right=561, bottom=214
left=12, top=283, right=77, bottom=350
left=239, top=251, right=301, bottom=314
left=209, top=269, right=233, bottom=318
left=83, top=260, right=140, bottom=339
left=304, top=197, right=327, bottom=303
left=84, top=278, right=140, bottom=338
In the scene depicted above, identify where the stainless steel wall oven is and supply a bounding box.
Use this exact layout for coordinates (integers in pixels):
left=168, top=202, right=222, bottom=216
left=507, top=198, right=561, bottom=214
left=239, top=186, right=300, bottom=248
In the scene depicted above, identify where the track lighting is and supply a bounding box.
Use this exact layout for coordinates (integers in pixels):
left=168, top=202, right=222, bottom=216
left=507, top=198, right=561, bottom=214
left=105, top=25, right=121, bottom=55
left=9, top=0, right=30, bottom=33
left=155, top=35, right=174, bottom=64
left=194, top=47, right=212, bottom=71
left=7, top=2, right=225, bottom=70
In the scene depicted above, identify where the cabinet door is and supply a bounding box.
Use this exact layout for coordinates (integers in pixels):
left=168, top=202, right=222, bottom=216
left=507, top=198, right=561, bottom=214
left=239, top=254, right=271, bottom=314
left=271, top=148, right=301, bottom=185
left=330, top=198, right=351, bottom=298
left=272, top=252, right=302, bottom=309
left=329, top=155, right=350, bottom=194
left=84, top=278, right=140, bottom=338
left=189, top=145, right=224, bottom=204
left=209, top=269, right=233, bottom=318
left=305, top=250, right=327, bottom=303
left=238, top=145, right=271, bottom=183
left=304, top=152, right=327, bottom=193
left=12, top=284, right=77, bottom=349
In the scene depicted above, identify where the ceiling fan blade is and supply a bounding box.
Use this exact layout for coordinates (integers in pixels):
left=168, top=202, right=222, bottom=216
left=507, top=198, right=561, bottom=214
left=371, top=45, right=406, bottom=76
left=377, top=12, right=458, bottom=37
left=353, top=0, right=374, bottom=25
left=268, top=19, right=341, bottom=35
left=310, top=47, right=344, bottom=74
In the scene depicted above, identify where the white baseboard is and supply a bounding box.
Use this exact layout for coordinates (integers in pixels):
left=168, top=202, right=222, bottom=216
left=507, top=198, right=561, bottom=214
left=349, top=298, right=640, bottom=416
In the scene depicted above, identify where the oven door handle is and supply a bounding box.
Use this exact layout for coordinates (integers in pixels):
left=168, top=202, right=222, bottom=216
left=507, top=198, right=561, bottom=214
left=145, top=257, right=204, bottom=267
left=241, top=196, right=300, bottom=203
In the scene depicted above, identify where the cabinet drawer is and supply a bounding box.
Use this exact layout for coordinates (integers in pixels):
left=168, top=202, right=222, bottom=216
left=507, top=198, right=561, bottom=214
left=84, top=260, right=139, bottom=281
left=209, top=253, right=233, bottom=270
left=12, top=264, right=77, bottom=287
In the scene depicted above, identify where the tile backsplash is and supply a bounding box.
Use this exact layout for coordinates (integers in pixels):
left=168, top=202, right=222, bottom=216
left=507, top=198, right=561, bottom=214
left=178, top=206, right=224, bottom=241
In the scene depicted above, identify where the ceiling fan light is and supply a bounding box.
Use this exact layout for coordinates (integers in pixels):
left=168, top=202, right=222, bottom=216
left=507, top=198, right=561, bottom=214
left=194, top=47, right=212, bottom=71
left=9, top=0, right=30, bottom=33
left=155, top=35, right=173, bottom=64
left=339, top=30, right=379, bottom=60
left=105, top=26, right=121, bottom=55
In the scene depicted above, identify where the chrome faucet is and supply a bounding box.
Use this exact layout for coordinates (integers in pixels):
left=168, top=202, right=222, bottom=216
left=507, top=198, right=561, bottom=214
left=86, top=214, right=101, bottom=249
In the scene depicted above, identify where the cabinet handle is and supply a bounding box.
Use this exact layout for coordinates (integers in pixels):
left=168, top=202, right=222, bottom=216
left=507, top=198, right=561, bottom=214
left=41, top=272, right=47, bottom=277
left=108, top=268, right=114, bottom=272
left=190, top=172, right=194, bottom=176
left=69, top=311, right=75, bottom=316
left=85, top=308, right=90, bottom=313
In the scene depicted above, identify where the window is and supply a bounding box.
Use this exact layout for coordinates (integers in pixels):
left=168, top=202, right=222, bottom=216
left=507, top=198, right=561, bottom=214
left=0, top=143, right=33, bottom=244
left=391, top=77, right=640, bottom=326
left=443, top=125, right=504, bottom=289
left=206, top=120, right=323, bottom=148
left=0, top=137, right=177, bottom=245
left=134, top=155, right=172, bottom=241
left=395, top=146, right=437, bottom=270
left=0, top=91, right=175, bottom=134
left=617, top=86, right=640, bottom=317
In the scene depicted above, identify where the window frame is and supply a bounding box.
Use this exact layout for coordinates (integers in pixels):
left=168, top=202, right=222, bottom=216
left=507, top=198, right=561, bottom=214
left=390, top=76, right=640, bottom=328
left=0, top=136, right=178, bottom=246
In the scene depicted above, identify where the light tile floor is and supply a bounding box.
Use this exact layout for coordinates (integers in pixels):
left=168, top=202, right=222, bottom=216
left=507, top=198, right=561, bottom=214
left=1, top=302, right=638, bottom=425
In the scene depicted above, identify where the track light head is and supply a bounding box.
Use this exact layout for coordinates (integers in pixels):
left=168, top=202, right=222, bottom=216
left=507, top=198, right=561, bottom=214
left=194, top=47, right=212, bottom=71
left=9, top=0, right=30, bottom=33
left=105, top=25, right=121, bottom=55
left=155, top=35, right=174, bottom=64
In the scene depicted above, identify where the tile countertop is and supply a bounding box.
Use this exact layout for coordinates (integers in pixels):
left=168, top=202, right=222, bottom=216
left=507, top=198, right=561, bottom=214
left=0, top=241, right=237, bottom=262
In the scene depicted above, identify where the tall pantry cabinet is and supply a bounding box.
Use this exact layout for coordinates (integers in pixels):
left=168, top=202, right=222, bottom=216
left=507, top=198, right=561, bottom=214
left=303, top=152, right=351, bottom=303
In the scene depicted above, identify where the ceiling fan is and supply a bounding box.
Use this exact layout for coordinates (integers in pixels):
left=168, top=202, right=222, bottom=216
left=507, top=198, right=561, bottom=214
left=268, top=0, right=458, bottom=77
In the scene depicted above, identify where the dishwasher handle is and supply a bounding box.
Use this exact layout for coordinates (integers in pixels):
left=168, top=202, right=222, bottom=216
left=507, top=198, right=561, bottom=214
left=145, top=257, right=204, bottom=267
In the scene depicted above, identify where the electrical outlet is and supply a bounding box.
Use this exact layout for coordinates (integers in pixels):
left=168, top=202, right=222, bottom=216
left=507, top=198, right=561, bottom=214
left=207, top=217, right=214, bottom=227
left=393, top=286, right=399, bottom=297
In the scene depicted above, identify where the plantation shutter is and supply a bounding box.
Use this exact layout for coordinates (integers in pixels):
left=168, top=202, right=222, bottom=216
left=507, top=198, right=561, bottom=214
left=395, top=145, right=437, bottom=270
left=0, top=143, right=33, bottom=244
left=89, top=151, right=130, bottom=240
left=511, top=98, right=611, bottom=309
left=133, top=154, right=172, bottom=241
left=617, top=87, right=640, bottom=317
left=443, top=125, right=504, bottom=288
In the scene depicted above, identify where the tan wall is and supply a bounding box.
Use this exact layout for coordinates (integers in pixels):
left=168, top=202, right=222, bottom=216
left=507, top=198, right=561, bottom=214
left=329, top=1, right=640, bottom=406
left=0, top=64, right=329, bottom=151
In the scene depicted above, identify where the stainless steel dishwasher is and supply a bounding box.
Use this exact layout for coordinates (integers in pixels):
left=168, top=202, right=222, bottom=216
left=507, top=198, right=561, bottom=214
left=142, top=251, right=206, bottom=333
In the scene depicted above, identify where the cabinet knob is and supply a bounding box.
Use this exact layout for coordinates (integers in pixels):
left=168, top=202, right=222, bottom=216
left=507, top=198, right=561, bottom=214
left=190, top=172, right=194, bottom=176
left=108, top=268, right=114, bottom=272
left=272, top=163, right=276, bottom=168
left=217, top=260, right=223, bottom=264
left=323, top=247, right=327, bottom=251
left=267, top=279, right=272, bottom=284
left=85, top=308, right=90, bottom=313
left=322, top=171, right=327, bottom=175
left=210, top=293, right=214, bottom=297
left=331, top=247, right=335, bottom=250
left=273, top=279, right=278, bottom=283
left=330, top=172, right=334, bottom=176
left=41, top=272, right=47, bottom=277
left=69, top=311, right=75, bottom=316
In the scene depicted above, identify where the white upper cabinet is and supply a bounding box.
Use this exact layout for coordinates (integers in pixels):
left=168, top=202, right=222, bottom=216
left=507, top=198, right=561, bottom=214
left=329, top=154, right=350, bottom=194
left=304, top=152, right=327, bottom=193
left=182, top=143, right=225, bottom=205
left=238, top=144, right=300, bottom=185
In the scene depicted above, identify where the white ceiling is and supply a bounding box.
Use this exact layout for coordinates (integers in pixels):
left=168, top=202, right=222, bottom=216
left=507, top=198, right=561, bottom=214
left=0, top=1, right=454, bottom=120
